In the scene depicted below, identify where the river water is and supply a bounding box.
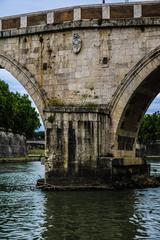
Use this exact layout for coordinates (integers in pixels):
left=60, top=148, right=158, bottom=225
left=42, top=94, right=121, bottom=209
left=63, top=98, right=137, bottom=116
left=0, top=161, right=160, bottom=240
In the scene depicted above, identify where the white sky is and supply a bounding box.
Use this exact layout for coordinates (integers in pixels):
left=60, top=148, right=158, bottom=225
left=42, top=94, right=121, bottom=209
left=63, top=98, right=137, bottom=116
left=0, top=0, right=99, bottom=17
left=0, top=0, right=152, bottom=17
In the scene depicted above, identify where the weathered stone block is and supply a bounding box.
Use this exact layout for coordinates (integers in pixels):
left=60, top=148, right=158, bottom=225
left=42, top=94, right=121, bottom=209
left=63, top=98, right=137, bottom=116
left=20, top=16, right=27, bottom=28
left=134, top=5, right=142, bottom=18
left=47, top=12, right=54, bottom=24
left=102, top=6, right=110, bottom=19
left=74, top=8, right=81, bottom=21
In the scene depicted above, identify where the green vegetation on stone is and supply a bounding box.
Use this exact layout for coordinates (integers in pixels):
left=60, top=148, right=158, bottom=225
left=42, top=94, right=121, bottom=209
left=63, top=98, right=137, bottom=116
left=138, top=112, right=160, bottom=144
left=48, top=97, right=98, bottom=108
left=48, top=97, right=65, bottom=106
left=0, top=80, right=40, bottom=138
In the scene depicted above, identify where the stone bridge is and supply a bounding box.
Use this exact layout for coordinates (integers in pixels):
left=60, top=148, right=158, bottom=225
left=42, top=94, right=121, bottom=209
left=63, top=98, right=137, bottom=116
left=0, top=1, right=160, bottom=183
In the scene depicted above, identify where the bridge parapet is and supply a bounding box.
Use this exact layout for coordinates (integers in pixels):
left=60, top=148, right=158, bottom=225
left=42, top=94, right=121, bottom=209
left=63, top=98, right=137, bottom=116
left=0, top=2, right=160, bottom=32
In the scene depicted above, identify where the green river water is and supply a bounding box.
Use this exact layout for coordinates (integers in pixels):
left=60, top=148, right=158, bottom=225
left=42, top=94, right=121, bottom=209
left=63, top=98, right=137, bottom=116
left=0, top=161, right=160, bottom=240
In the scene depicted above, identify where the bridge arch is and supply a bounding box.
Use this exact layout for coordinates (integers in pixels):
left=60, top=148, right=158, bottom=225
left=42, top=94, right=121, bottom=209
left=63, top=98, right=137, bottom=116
left=0, top=51, right=48, bottom=121
left=110, top=46, right=160, bottom=158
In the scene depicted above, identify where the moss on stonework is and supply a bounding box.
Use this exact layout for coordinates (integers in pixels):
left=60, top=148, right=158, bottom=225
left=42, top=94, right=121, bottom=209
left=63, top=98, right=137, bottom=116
left=48, top=97, right=98, bottom=108
left=97, top=18, right=103, bottom=26
left=48, top=97, right=65, bottom=106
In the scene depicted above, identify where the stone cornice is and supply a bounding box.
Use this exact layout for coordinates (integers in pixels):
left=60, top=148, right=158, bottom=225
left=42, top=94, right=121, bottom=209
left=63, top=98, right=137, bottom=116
left=0, top=18, right=160, bottom=38
left=0, top=1, right=160, bottom=38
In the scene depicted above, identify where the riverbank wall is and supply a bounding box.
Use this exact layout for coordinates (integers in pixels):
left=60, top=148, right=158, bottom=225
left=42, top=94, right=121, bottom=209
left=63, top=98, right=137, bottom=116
left=0, top=130, right=27, bottom=157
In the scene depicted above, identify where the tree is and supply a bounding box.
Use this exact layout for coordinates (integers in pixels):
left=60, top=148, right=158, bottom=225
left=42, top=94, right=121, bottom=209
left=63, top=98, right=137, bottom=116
left=12, top=93, right=41, bottom=138
left=0, top=80, right=41, bottom=138
left=0, top=80, right=14, bottom=130
left=138, top=112, right=160, bottom=144
left=33, top=131, right=45, bottom=140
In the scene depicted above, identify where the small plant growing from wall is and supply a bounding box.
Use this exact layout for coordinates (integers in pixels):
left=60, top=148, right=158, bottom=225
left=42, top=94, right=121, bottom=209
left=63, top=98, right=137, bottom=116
left=47, top=115, right=55, bottom=124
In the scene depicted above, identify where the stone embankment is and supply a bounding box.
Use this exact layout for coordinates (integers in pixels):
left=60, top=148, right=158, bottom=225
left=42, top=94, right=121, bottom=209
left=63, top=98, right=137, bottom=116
left=0, top=130, right=26, bottom=157
left=37, top=175, right=160, bottom=191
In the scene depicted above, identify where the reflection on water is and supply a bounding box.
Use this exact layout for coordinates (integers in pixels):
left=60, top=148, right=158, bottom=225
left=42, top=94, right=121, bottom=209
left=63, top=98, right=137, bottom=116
left=150, top=160, right=160, bottom=176
left=43, top=191, right=137, bottom=240
left=0, top=161, right=160, bottom=239
left=131, top=188, right=160, bottom=240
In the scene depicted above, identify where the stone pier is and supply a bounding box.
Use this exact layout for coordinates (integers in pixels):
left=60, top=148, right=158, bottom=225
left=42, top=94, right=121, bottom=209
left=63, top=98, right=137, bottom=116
left=42, top=106, right=150, bottom=187
left=44, top=106, right=112, bottom=183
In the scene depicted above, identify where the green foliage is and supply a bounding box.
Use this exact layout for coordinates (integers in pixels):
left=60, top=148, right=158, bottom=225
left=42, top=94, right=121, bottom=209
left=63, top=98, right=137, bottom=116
left=138, top=112, right=160, bottom=144
left=33, top=131, right=45, bottom=140
left=0, top=79, right=40, bottom=138
left=48, top=115, right=55, bottom=123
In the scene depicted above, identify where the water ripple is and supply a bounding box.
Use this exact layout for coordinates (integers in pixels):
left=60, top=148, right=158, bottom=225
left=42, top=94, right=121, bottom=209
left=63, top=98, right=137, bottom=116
left=1, top=161, right=160, bottom=239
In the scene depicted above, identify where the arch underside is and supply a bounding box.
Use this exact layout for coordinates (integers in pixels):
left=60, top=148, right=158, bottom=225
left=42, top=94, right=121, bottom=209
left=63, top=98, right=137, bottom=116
left=0, top=52, right=47, bottom=122
left=111, top=46, right=160, bottom=157
left=118, top=66, right=160, bottom=152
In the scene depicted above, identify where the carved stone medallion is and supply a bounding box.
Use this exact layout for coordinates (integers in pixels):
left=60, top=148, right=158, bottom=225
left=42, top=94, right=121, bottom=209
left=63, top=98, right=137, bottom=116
left=72, top=33, right=82, bottom=54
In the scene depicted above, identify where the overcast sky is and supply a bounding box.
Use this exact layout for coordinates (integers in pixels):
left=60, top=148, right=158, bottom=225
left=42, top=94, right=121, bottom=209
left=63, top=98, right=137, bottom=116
left=0, top=0, right=152, bottom=17
left=0, top=0, right=158, bottom=131
left=0, top=0, right=98, bottom=17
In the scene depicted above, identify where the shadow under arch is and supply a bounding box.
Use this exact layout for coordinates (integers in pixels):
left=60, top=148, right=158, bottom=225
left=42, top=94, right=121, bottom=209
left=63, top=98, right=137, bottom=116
left=0, top=51, right=48, bottom=122
left=110, top=46, right=160, bottom=157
